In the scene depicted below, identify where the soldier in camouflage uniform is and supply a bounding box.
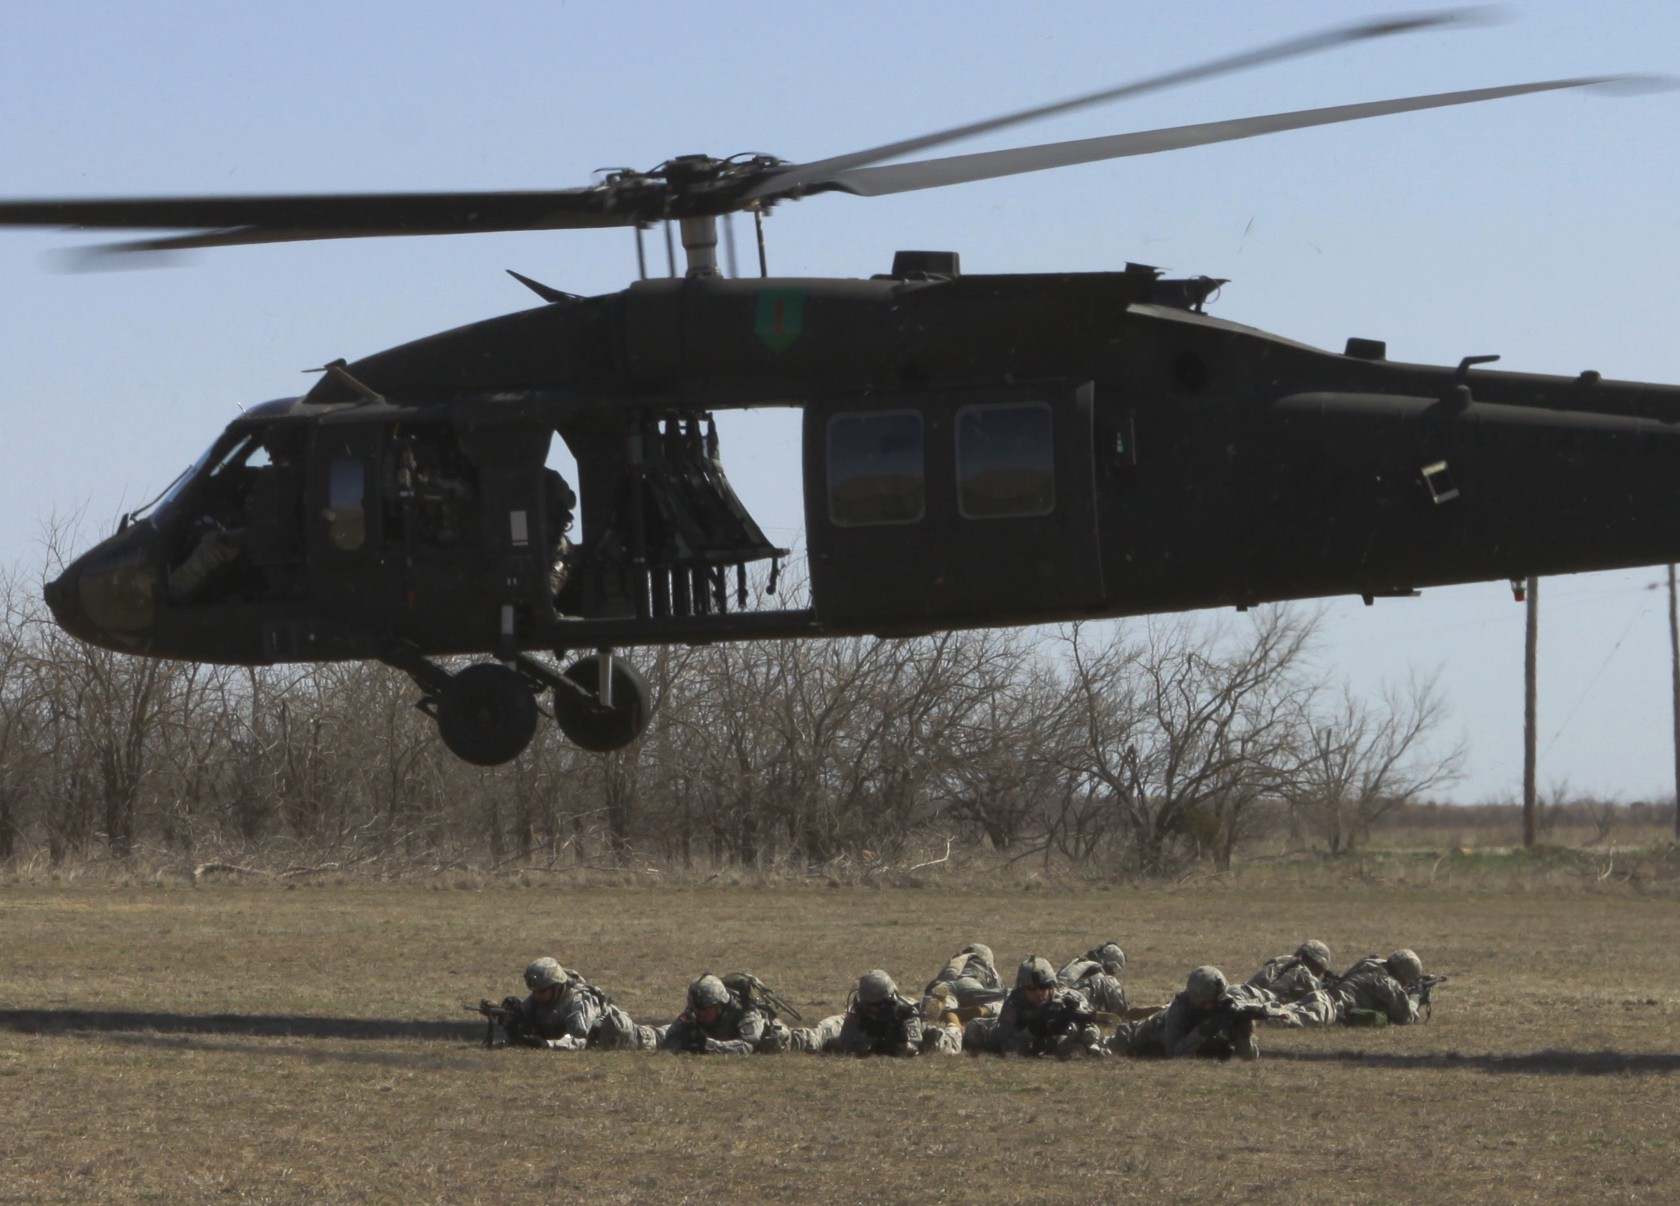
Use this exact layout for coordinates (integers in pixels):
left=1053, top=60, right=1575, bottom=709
left=923, top=943, right=1006, bottom=1011
left=498, top=957, right=658, bottom=1050
left=918, top=983, right=966, bottom=1055
left=792, top=970, right=925, bottom=1057
left=983, top=956, right=1108, bottom=1059
left=1057, top=941, right=1128, bottom=1014
left=660, top=973, right=787, bottom=1054
left=1294, top=948, right=1424, bottom=1026
left=1110, top=966, right=1263, bottom=1060
left=1239, top=939, right=1332, bottom=1005
left=925, top=943, right=1007, bottom=1052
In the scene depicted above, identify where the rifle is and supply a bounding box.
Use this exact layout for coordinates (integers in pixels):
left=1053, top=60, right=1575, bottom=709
left=669, top=1009, right=710, bottom=1052
left=464, top=997, right=522, bottom=1049
left=1408, top=974, right=1450, bottom=1021
left=1212, top=995, right=1301, bottom=1028
left=722, top=971, right=804, bottom=1022
left=1016, top=998, right=1097, bottom=1053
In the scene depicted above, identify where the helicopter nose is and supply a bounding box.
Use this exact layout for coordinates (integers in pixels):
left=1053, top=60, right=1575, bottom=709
left=45, top=531, right=161, bottom=644
left=42, top=570, right=76, bottom=627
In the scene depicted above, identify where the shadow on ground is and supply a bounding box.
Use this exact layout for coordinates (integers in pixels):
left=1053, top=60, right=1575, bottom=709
left=0, top=1008, right=479, bottom=1043
left=1267, top=1048, right=1680, bottom=1075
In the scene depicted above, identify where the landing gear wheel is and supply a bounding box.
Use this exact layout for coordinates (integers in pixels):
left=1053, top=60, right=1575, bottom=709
left=553, top=656, right=651, bottom=752
left=437, top=663, right=539, bottom=766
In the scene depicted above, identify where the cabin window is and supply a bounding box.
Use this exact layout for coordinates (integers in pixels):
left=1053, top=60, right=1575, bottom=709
left=956, top=401, right=1055, bottom=518
left=325, top=455, right=367, bottom=550
left=827, top=410, right=925, bottom=526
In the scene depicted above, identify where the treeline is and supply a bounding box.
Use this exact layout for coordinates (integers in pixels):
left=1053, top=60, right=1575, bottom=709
left=0, top=563, right=1469, bottom=874
left=1391, top=798, right=1676, bottom=842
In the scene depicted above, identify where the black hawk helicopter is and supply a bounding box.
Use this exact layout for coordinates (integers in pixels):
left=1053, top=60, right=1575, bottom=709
left=3, top=12, right=1673, bottom=767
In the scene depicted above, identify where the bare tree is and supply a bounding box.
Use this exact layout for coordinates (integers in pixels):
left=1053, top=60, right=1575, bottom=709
left=1048, top=609, right=1319, bottom=874
left=1290, top=673, right=1465, bottom=855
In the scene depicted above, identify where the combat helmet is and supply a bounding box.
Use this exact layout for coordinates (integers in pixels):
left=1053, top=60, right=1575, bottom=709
left=962, top=943, right=995, bottom=967
left=1087, top=942, right=1126, bottom=974
left=857, top=969, right=898, bottom=1005
left=1016, top=955, right=1057, bottom=990
left=1185, top=965, right=1228, bottom=1004
left=1294, top=940, right=1333, bottom=972
left=1384, top=949, right=1424, bottom=986
left=524, top=957, right=566, bottom=991
left=688, top=973, right=732, bottom=1010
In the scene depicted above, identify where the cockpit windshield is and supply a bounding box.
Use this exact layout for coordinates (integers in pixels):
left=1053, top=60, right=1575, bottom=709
left=150, top=430, right=263, bottom=529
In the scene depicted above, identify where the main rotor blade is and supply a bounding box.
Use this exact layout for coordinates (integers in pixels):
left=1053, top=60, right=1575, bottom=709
left=0, top=189, right=636, bottom=242
left=745, top=9, right=1482, bottom=201
left=813, top=77, right=1634, bottom=198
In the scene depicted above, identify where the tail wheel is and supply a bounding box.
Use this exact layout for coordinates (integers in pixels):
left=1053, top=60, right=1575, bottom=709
left=437, top=663, right=539, bottom=766
left=554, top=655, right=651, bottom=752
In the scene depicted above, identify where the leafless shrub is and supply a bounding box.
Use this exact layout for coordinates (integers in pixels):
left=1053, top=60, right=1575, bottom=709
left=1287, top=673, right=1465, bottom=855
left=0, top=530, right=1494, bottom=880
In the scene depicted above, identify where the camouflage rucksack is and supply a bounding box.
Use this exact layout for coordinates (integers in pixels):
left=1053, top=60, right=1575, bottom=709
left=1342, top=1008, right=1390, bottom=1028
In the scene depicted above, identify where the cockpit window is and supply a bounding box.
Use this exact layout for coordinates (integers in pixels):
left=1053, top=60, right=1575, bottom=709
left=326, top=455, right=367, bottom=551
left=151, top=431, right=254, bottom=526
left=150, top=426, right=303, bottom=534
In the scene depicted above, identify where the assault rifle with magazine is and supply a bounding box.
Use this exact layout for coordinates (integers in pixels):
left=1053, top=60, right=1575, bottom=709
left=1408, top=974, right=1450, bottom=1021
left=1019, top=995, right=1128, bottom=1056
left=464, top=997, right=524, bottom=1049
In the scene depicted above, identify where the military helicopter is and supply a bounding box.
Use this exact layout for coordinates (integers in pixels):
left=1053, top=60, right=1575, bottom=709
left=2, top=11, right=1673, bottom=768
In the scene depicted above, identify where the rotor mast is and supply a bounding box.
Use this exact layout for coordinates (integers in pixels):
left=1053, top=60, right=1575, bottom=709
left=679, top=214, right=720, bottom=278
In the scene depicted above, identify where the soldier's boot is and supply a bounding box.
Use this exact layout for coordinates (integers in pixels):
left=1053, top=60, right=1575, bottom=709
left=962, top=1015, right=999, bottom=1054
left=920, top=983, right=957, bottom=1023
left=592, top=1004, right=660, bottom=1051
left=921, top=1015, right=964, bottom=1055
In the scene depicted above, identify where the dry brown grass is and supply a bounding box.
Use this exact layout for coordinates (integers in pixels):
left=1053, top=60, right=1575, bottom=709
left=2, top=880, right=1678, bottom=1203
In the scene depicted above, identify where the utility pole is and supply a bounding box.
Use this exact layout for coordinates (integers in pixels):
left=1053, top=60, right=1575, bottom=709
left=1670, top=565, right=1680, bottom=839
left=1523, top=575, right=1539, bottom=848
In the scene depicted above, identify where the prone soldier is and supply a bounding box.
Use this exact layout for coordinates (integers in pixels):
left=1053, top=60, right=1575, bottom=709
left=923, top=942, right=1006, bottom=1012
left=660, top=972, right=791, bottom=1055
left=983, top=956, right=1108, bottom=1059
left=1057, top=941, right=1128, bottom=1014
left=469, top=957, right=657, bottom=1050
left=793, top=970, right=924, bottom=1057
left=1111, top=966, right=1298, bottom=1060
left=1240, top=939, right=1333, bottom=1005
left=1294, top=948, right=1430, bottom=1026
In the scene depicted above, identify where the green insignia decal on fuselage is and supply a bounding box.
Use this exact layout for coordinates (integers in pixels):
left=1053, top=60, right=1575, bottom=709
left=755, top=288, right=807, bottom=353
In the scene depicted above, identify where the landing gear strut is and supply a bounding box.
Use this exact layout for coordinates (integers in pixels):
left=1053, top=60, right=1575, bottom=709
left=387, top=643, right=652, bottom=763
left=552, top=651, right=652, bottom=752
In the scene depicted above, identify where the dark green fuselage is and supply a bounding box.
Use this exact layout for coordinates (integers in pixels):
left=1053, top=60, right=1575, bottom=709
left=45, top=266, right=1680, bottom=666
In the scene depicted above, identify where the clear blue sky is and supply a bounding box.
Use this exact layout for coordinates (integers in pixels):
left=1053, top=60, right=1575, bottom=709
left=2, top=1, right=1677, bottom=804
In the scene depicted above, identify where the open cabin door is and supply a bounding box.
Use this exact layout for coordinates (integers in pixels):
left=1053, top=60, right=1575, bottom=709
left=804, top=379, right=1103, bottom=627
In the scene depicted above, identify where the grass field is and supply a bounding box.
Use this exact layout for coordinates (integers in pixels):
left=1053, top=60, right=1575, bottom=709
left=2, top=877, right=1677, bottom=1202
